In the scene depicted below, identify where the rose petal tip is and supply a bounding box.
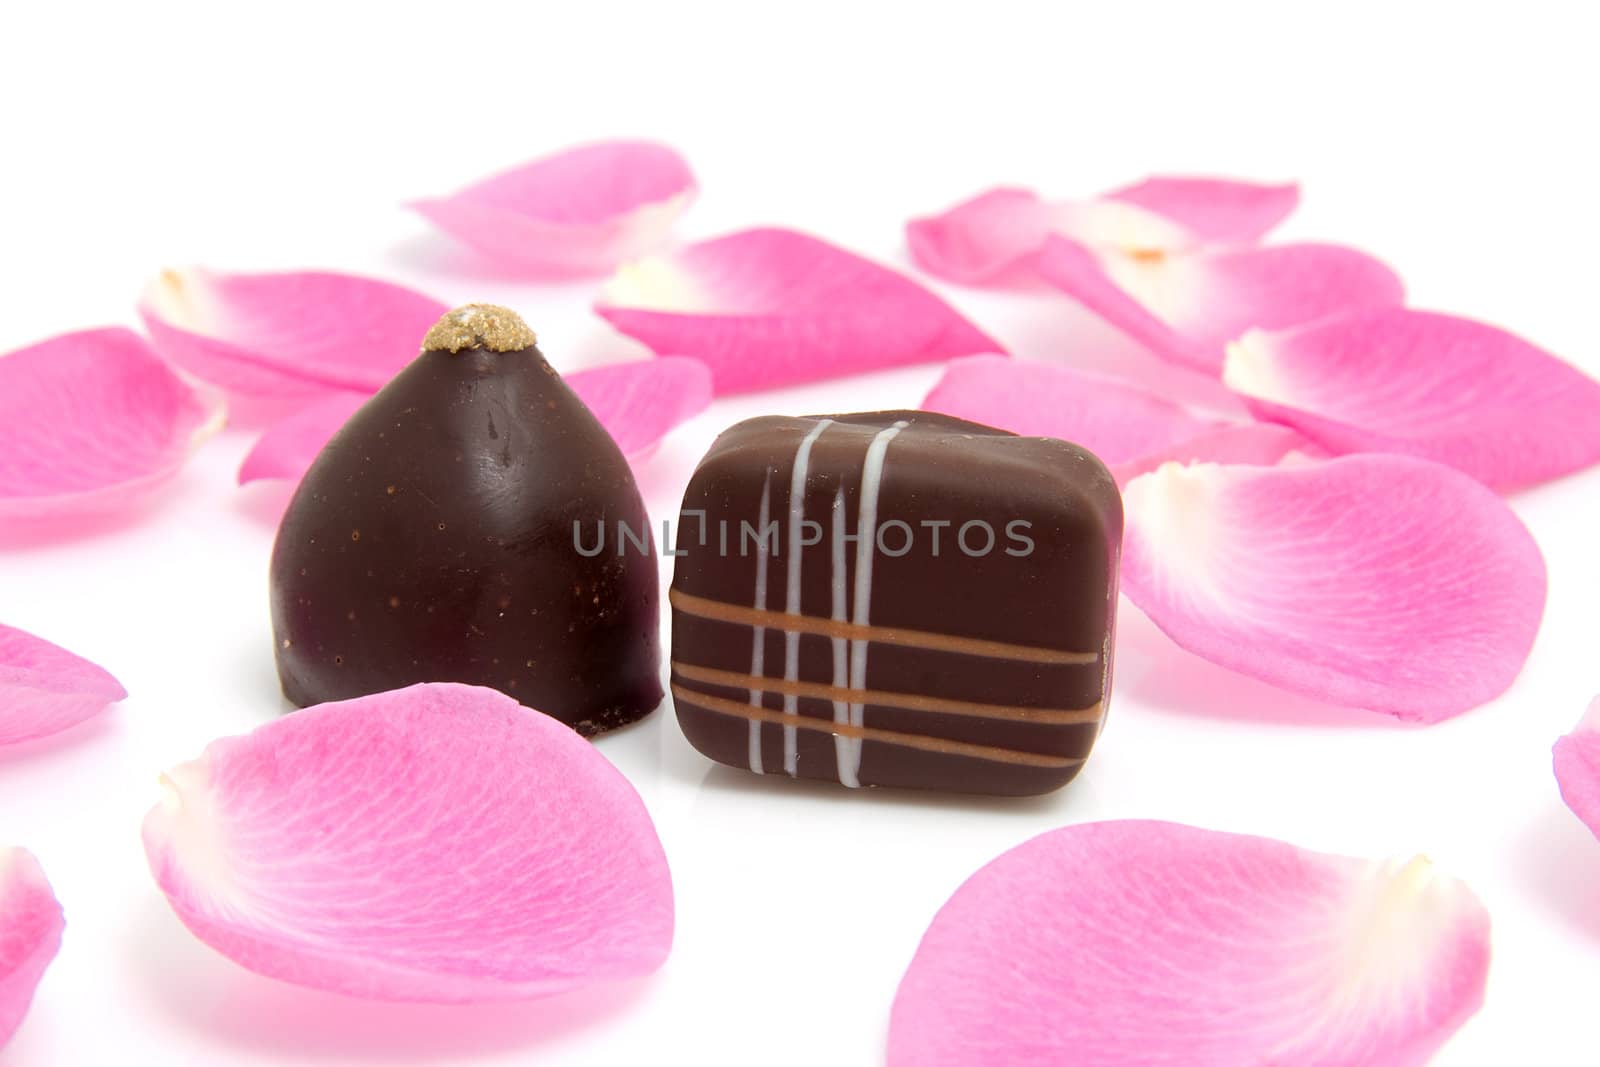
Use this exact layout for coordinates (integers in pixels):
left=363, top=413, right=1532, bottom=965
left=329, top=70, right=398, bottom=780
left=1, top=847, right=65, bottom=1048
left=1226, top=307, right=1600, bottom=489
left=412, top=140, right=696, bottom=276
left=1555, top=696, right=1600, bottom=840
left=0, top=624, right=126, bottom=745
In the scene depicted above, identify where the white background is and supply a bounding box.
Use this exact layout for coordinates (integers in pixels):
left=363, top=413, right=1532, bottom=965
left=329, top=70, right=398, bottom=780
left=2, top=2, right=1598, bottom=1063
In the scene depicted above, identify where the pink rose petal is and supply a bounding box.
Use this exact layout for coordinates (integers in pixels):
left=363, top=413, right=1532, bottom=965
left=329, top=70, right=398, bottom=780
left=0, top=327, right=221, bottom=524
left=907, top=177, right=1298, bottom=284
left=564, top=356, right=713, bottom=456
left=922, top=355, right=1218, bottom=461
left=1108, top=421, right=1309, bottom=484
left=1121, top=456, right=1546, bottom=721
left=0, top=624, right=126, bottom=745
left=1554, top=697, right=1600, bottom=839
left=411, top=140, right=696, bottom=276
left=142, top=682, right=673, bottom=1003
left=1104, top=176, right=1300, bottom=245
left=595, top=227, right=1004, bottom=393
left=890, top=820, right=1490, bottom=1067
left=236, top=392, right=367, bottom=486
left=140, top=269, right=450, bottom=422
left=921, top=355, right=1305, bottom=485
left=905, top=187, right=1053, bottom=283
left=1037, top=235, right=1405, bottom=373
left=238, top=358, right=711, bottom=485
left=1226, top=308, right=1600, bottom=489
left=1032, top=235, right=1209, bottom=362
left=0, top=848, right=64, bottom=1049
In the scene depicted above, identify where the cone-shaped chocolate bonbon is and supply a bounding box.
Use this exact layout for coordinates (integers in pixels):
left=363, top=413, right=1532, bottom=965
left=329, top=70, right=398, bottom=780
left=270, top=304, right=661, bottom=735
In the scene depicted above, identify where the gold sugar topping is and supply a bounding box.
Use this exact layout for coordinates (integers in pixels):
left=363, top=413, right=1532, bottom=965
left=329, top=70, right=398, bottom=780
left=422, top=304, right=537, bottom=354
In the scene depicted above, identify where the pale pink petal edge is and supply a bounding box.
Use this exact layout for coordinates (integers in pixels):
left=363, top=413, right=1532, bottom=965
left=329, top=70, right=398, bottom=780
left=1554, top=697, right=1600, bottom=839
left=0, top=624, right=127, bottom=745
left=0, top=848, right=65, bottom=1048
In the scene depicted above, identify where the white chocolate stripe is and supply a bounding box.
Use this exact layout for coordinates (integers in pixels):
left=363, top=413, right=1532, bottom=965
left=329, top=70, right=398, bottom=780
left=829, top=486, right=857, bottom=788
left=847, top=420, right=908, bottom=780
left=747, top=473, right=773, bottom=773
left=783, top=419, right=833, bottom=777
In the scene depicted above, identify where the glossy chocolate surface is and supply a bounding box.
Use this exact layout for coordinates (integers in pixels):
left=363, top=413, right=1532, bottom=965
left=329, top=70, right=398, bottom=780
left=270, top=320, right=661, bottom=735
left=669, top=410, right=1122, bottom=795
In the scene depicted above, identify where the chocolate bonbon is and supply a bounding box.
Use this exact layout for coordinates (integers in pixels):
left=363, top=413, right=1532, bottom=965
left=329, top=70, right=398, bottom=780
left=669, top=411, right=1121, bottom=795
left=270, top=304, right=662, bottom=735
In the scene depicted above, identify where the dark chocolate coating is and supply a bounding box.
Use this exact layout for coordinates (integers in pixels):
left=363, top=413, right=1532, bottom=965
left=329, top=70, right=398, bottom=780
left=270, top=342, right=661, bottom=735
left=669, top=411, right=1121, bottom=795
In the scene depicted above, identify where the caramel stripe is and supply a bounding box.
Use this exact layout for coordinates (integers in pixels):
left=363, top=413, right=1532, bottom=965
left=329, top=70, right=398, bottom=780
left=670, top=589, right=1099, bottom=666
left=672, top=661, right=1103, bottom=725
left=672, top=684, right=1086, bottom=770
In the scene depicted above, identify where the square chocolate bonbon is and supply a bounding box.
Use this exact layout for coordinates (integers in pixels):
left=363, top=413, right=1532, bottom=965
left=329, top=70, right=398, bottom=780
left=669, top=411, right=1121, bottom=796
